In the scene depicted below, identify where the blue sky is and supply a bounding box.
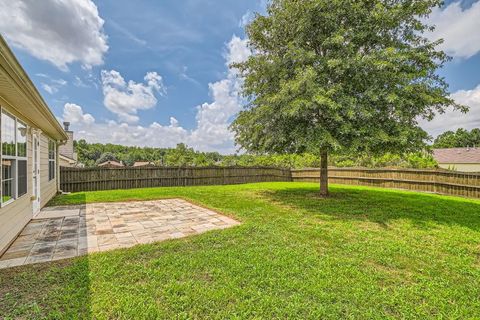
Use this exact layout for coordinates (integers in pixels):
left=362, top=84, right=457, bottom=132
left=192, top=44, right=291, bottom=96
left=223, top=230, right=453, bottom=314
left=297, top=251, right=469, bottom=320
left=0, top=0, right=479, bottom=153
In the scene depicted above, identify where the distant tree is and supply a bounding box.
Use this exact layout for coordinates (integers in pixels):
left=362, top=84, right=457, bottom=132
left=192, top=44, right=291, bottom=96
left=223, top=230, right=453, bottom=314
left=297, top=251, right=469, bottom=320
left=433, top=128, right=480, bottom=148
left=95, top=152, right=118, bottom=165
left=164, top=143, right=196, bottom=166
left=231, top=0, right=465, bottom=196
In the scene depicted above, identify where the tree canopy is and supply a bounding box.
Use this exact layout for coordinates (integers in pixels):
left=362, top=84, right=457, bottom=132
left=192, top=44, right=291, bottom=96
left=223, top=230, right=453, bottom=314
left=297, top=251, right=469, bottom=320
left=231, top=0, right=465, bottom=195
left=73, top=140, right=437, bottom=169
left=433, top=128, right=480, bottom=148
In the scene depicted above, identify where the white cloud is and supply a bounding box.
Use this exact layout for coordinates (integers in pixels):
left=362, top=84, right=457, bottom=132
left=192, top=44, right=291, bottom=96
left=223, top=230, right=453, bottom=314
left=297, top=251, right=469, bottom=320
left=42, top=84, right=58, bottom=95
left=189, top=36, right=250, bottom=151
left=61, top=103, right=189, bottom=148
left=63, top=103, right=95, bottom=125
left=427, top=1, right=480, bottom=59
left=0, top=0, right=108, bottom=70
left=239, top=11, right=255, bottom=27
left=101, top=70, right=166, bottom=123
left=225, top=36, right=251, bottom=69
left=73, top=76, right=88, bottom=88
left=421, top=85, right=480, bottom=137
left=63, top=36, right=251, bottom=153
left=37, top=74, right=67, bottom=95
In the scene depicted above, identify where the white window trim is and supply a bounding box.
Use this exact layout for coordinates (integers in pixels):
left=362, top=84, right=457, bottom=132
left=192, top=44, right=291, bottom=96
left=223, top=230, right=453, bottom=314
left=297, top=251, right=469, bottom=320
left=1, top=108, right=28, bottom=208
left=48, top=139, right=56, bottom=181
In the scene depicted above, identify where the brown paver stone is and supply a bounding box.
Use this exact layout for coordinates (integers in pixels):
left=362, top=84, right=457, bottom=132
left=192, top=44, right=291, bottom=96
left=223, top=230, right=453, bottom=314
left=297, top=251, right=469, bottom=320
left=0, top=199, right=239, bottom=269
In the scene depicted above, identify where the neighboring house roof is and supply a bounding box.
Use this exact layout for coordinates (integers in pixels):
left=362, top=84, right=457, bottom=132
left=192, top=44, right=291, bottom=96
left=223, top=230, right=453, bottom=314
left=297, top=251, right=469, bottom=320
left=0, top=36, right=67, bottom=141
left=98, top=160, right=124, bottom=167
left=133, top=161, right=155, bottom=167
left=59, top=154, right=76, bottom=163
left=433, top=148, right=480, bottom=164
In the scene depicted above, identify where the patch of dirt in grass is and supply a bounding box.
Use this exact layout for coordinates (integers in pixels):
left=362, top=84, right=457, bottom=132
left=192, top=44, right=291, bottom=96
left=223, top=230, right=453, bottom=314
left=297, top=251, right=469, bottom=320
left=364, top=259, right=415, bottom=286
left=195, top=271, right=214, bottom=283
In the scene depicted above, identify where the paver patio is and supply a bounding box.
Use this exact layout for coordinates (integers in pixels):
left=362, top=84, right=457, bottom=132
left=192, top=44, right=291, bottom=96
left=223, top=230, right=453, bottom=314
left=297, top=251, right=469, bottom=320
left=0, top=199, right=239, bottom=269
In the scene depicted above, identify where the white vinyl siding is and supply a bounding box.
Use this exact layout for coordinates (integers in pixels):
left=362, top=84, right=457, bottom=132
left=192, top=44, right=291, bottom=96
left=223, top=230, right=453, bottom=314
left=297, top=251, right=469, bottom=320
left=0, top=103, right=60, bottom=255
left=40, top=133, right=58, bottom=208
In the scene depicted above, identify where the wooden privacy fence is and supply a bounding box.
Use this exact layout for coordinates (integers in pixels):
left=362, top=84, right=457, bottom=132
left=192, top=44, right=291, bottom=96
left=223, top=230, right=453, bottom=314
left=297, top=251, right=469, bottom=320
left=60, top=166, right=292, bottom=193
left=60, top=166, right=480, bottom=198
left=291, top=167, right=480, bottom=198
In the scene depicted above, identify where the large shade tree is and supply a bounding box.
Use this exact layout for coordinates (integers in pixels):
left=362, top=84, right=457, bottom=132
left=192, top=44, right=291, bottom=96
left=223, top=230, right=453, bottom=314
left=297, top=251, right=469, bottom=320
left=231, top=0, right=466, bottom=196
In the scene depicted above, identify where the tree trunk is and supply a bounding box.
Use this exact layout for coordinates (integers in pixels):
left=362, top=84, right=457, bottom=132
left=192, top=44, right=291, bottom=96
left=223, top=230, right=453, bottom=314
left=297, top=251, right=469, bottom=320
left=320, top=150, right=329, bottom=197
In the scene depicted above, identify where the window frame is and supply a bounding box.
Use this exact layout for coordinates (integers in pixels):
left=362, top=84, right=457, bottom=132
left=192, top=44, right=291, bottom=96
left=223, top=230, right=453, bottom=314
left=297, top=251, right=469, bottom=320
left=1, top=108, right=29, bottom=207
left=48, top=139, right=56, bottom=181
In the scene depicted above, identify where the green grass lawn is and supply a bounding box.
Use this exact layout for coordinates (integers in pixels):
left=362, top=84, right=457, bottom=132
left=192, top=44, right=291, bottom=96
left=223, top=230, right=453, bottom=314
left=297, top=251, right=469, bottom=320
left=1, top=182, right=480, bottom=319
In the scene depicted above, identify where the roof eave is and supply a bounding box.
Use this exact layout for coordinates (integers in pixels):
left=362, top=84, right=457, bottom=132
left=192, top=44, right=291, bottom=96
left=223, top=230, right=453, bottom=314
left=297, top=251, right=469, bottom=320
left=0, top=36, right=68, bottom=141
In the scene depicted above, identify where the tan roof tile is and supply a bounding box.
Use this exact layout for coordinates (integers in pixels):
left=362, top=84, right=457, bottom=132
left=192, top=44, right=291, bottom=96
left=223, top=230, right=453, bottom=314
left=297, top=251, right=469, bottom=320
left=433, top=148, right=480, bottom=164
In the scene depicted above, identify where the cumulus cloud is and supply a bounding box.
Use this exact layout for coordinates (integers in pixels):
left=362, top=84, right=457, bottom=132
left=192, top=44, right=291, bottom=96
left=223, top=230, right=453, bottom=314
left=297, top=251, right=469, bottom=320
left=101, top=70, right=166, bottom=123
left=64, top=36, right=251, bottom=153
left=0, top=0, right=108, bottom=70
left=189, top=36, right=250, bottom=150
left=427, top=1, right=480, bottom=59
left=421, top=85, right=480, bottom=137
left=63, top=103, right=95, bottom=125
left=61, top=103, right=189, bottom=148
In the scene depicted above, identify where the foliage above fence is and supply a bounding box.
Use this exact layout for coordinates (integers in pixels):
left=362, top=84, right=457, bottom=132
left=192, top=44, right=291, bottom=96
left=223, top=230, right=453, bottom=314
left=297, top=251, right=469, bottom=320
left=60, top=166, right=480, bottom=198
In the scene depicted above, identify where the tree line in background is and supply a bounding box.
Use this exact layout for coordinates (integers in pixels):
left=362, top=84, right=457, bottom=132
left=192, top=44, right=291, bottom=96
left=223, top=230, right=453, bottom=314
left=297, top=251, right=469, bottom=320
left=74, top=139, right=437, bottom=169
left=74, top=128, right=480, bottom=169
left=433, top=128, right=480, bottom=148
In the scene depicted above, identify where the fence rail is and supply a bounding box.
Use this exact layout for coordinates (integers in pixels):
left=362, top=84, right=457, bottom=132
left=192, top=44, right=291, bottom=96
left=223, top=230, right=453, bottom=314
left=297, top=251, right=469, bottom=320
left=291, top=167, right=480, bottom=198
left=60, top=166, right=480, bottom=198
left=60, top=166, right=292, bottom=193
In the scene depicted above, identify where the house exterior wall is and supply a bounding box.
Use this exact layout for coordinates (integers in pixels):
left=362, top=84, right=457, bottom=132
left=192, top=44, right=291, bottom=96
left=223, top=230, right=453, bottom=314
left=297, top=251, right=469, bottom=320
left=438, top=163, right=480, bottom=172
left=0, top=120, right=32, bottom=256
left=0, top=103, right=60, bottom=255
left=40, top=132, right=58, bottom=208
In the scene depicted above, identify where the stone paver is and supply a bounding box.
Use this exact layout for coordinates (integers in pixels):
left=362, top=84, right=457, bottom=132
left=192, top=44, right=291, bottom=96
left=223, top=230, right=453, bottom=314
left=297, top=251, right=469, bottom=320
left=0, top=199, right=239, bottom=269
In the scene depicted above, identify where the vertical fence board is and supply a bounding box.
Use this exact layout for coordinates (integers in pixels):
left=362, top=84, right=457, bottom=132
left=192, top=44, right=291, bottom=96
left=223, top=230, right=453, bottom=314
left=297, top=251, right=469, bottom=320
left=60, top=166, right=293, bottom=193
left=290, top=167, right=480, bottom=199
left=60, top=166, right=480, bottom=199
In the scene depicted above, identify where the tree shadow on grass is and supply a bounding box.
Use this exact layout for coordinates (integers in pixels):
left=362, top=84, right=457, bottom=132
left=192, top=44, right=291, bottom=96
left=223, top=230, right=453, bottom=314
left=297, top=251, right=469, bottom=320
left=259, top=185, right=480, bottom=232
left=0, top=193, right=93, bottom=319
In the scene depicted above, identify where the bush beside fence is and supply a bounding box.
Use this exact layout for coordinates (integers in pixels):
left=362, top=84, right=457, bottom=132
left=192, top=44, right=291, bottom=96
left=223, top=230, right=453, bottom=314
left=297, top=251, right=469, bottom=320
left=60, top=166, right=480, bottom=198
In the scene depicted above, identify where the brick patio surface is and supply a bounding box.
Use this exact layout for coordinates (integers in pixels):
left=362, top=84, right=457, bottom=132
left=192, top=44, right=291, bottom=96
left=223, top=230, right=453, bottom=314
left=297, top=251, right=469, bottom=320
left=0, top=199, right=239, bottom=269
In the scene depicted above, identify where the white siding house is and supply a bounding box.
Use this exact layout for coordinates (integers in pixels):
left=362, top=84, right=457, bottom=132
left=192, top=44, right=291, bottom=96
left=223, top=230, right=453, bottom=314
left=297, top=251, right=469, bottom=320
left=0, top=36, right=68, bottom=255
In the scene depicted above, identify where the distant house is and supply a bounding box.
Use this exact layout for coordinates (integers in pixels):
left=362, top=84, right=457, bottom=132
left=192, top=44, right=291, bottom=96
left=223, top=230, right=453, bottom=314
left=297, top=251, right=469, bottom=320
left=0, top=36, right=68, bottom=254
left=97, top=160, right=124, bottom=168
left=58, top=122, right=83, bottom=167
left=433, top=148, right=480, bottom=172
left=133, top=161, right=155, bottom=167
left=59, top=154, right=77, bottom=167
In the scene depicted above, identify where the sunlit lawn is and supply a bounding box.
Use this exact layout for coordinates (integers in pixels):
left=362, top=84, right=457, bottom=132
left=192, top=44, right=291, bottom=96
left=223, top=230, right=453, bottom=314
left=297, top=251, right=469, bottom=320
left=1, top=182, right=479, bottom=319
